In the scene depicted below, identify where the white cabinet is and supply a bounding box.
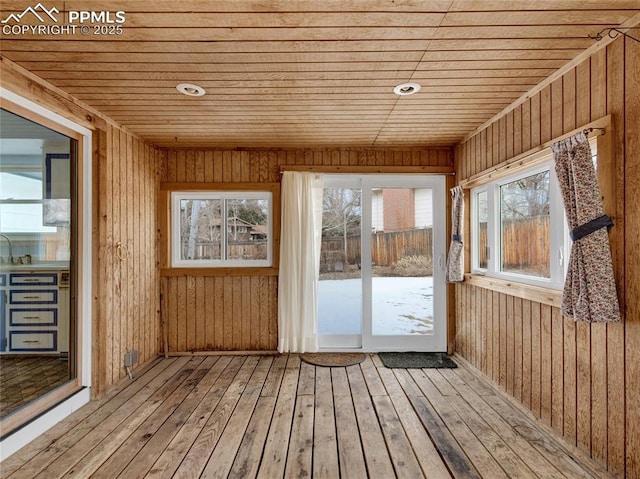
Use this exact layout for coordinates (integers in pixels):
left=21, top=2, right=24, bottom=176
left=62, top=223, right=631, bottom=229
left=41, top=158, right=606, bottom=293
left=3, top=271, right=69, bottom=354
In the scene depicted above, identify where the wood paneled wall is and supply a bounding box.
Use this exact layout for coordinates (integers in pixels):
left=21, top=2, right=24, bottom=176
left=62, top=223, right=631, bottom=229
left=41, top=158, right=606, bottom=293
left=0, top=58, right=162, bottom=396
left=159, top=148, right=453, bottom=353
left=92, top=126, right=162, bottom=395
left=453, top=37, right=639, bottom=478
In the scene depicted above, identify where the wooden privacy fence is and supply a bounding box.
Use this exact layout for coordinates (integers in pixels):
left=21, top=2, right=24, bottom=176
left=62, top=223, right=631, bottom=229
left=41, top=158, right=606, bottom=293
left=321, top=228, right=434, bottom=268
left=480, top=215, right=550, bottom=275
left=186, top=241, right=268, bottom=260
left=371, top=228, right=433, bottom=266
left=321, top=216, right=549, bottom=273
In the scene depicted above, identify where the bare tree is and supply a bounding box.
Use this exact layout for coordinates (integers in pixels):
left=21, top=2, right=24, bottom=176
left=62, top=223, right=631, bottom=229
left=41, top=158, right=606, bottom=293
left=501, top=171, right=550, bottom=220
left=322, top=188, right=361, bottom=263
left=186, top=200, right=201, bottom=259
left=181, top=199, right=222, bottom=259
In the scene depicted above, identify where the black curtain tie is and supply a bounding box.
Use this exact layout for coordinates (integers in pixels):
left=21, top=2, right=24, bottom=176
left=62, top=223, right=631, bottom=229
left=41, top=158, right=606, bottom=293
left=570, top=214, right=613, bottom=242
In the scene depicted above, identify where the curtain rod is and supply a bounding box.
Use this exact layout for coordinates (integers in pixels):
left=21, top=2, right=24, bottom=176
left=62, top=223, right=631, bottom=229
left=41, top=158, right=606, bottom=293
left=589, top=26, right=640, bottom=43
left=278, top=165, right=455, bottom=175
left=459, top=115, right=611, bottom=189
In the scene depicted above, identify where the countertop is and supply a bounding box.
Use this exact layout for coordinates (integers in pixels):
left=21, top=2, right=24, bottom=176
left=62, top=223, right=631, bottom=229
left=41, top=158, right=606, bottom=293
left=0, top=262, right=70, bottom=273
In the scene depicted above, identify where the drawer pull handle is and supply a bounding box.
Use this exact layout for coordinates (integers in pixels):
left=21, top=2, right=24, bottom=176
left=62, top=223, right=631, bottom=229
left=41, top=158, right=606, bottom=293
left=23, top=296, right=41, bottom=299
left=24, top=316, right=41, bottom=319
left=23, top=279, right=41, bottom=282
left=23, top=340, right=40, bottom=344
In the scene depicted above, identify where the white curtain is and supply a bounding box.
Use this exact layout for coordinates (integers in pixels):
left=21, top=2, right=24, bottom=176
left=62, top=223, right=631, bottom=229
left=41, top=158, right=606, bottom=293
left=278, top=171, right=324, bottom=352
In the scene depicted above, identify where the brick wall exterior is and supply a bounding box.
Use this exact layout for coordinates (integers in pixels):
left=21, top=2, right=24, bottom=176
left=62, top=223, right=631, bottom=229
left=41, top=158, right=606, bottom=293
left=382, top=189, right=415, bottom=231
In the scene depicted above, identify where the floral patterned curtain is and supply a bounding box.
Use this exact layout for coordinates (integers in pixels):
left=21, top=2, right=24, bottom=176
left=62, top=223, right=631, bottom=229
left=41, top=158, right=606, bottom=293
left=552, top=132, right=620, bottom=322
left=446, top=186, right=464, bottom=283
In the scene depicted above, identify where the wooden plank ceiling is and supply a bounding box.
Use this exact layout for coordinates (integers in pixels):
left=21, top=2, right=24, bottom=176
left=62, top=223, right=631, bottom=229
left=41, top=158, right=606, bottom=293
left=1, top=0, right=639, bottom=149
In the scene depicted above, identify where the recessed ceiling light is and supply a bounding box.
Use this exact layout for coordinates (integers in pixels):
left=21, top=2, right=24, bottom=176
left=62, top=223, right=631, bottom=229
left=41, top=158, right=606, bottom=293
left=393, top=82, right=421, bottom=96
left=176, top=83, right=206, bottom=97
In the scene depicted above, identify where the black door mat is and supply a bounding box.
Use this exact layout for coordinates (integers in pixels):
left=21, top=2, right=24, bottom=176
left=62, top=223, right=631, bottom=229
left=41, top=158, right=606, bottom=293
left=378, top=352, right=457, bottom=369
left=300, top=352, right=366, bottom=367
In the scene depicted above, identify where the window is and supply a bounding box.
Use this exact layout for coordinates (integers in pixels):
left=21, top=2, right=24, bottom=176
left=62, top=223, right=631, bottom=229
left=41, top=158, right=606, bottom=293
left=171, top=191, right=272, bottom=267
left=471, top=158, right=568, bottom=289
left=473, top=189, right=489, bottom=270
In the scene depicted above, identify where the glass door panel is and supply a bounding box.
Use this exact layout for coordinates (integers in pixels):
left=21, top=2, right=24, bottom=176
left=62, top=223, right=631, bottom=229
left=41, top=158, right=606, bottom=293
left=0, top=108, right=76, bottom=420
left=317, top=184, right=362, bottom=348
left=366, top=179, right=447, bottom=352
left=370, top=187, right=434, bottom=336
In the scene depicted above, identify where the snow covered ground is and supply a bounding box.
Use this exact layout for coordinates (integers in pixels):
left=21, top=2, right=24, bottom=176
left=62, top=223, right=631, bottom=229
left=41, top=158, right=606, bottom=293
left=317, top=276, right=434, bottom=335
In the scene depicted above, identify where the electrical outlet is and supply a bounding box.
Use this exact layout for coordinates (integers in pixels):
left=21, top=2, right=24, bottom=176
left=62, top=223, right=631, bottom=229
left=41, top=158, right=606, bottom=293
left=124, top=350, right=139, bottom=368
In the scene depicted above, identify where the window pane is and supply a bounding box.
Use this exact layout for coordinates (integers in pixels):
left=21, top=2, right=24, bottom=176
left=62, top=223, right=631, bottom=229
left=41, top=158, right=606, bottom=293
left=500, top=171, right=550, bottom=278
left=0, top=172, right=42, bottom=200
left=477, top=190, right=488, bottom=269
left=179, top=199, right=222, bottom=260
left=226, top=198, right=269, bottom=261
left=318, top=187, right=362, bottom=336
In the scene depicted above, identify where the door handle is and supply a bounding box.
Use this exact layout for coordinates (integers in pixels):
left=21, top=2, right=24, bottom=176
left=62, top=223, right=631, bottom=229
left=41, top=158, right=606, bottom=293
left=438, top=254, right=446, bottom=271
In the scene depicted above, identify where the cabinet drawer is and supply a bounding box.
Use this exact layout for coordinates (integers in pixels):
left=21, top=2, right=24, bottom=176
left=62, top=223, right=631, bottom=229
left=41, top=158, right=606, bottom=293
left=9, top=290, right=57, bottom=304
left=9, top=308, right=57, bottom=326
left=10, top=273, right=58, bottom=286
left=9, top=331, right=57, bottom=351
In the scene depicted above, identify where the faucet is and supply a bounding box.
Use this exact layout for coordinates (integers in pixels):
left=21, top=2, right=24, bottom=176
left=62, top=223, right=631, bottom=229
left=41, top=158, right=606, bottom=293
left=0, top=233, right=13, bottom=264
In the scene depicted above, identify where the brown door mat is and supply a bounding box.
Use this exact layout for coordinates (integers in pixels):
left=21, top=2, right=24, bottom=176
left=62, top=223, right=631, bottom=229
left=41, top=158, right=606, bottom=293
left=300, top=352, right=366, bottom=367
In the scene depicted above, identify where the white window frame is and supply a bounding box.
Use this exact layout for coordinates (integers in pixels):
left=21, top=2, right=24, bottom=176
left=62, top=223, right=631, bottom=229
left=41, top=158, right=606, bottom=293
left=471, top=187, right=489, bottom=273
left=471, top=157, right=568, bottom=290
left=171, top=191, right=272, bottom=268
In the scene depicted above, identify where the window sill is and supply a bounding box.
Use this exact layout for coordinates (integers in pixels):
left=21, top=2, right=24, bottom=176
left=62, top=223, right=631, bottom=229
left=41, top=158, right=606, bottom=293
left=161, top=267, right=278, bottom=277
left=463, top=273, right=562, bottom=308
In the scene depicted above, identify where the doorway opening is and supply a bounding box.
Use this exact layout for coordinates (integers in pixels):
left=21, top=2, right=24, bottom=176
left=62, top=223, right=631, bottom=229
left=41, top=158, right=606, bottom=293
left=317, top=174, right=447, bottom=352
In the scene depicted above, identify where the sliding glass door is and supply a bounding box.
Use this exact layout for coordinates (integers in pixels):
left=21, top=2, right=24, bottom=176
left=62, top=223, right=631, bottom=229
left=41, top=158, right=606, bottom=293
left=318, top=174, right=447, bottom=352
left=0, top=105, right=80, bottom=433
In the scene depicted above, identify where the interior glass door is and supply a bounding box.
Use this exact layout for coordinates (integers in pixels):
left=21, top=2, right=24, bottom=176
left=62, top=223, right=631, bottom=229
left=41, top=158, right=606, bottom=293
left=317, top=176, right=362, bottom=348
left=318, top=174, right=447, bottom=352
left=0, top=106, right=78, bottom=431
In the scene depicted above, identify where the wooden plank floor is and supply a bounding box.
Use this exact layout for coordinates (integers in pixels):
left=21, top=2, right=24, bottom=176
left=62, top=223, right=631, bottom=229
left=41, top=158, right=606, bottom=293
left=0, top=356, right=69, bottom=417
left=1, top=354, right=613, bottom=479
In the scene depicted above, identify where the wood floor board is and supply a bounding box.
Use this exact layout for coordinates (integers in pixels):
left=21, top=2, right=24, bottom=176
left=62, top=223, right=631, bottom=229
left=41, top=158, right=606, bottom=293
left=312, top=367, right=340, bottom=479
left=358, top=354, right=387, bottom=396
left=284, top=394, right=315, bottom=478
left=256, top=366, right=300, bottom=478
left=2, top=354, right=614, bottom=479
left=332, top=392, right=368, bottom=478
left=228, top=396, right=278, bottom=479
left=89, top=358, right=216, bottom=478
left=7, top=357, right=190, bottom=479
left=372, top=394, right=425, bottom=478
left=445, top=372, right=568, bottom=478
left=424, top=388, right=511, bottom=479
left=172, top=356, right=256, bottom=477
left=389, top=370, right=454, bottom=479
left=200, top=357, right=273, bottom=478
left=0, top=358, right=168, bottom=478
left=143, top=356, right=243, bottom=478
left=346, top=366, right=396, bottom=478
left=55, top=359, right=206, bottom=478
left=482, top=394, right=607, bottom=479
